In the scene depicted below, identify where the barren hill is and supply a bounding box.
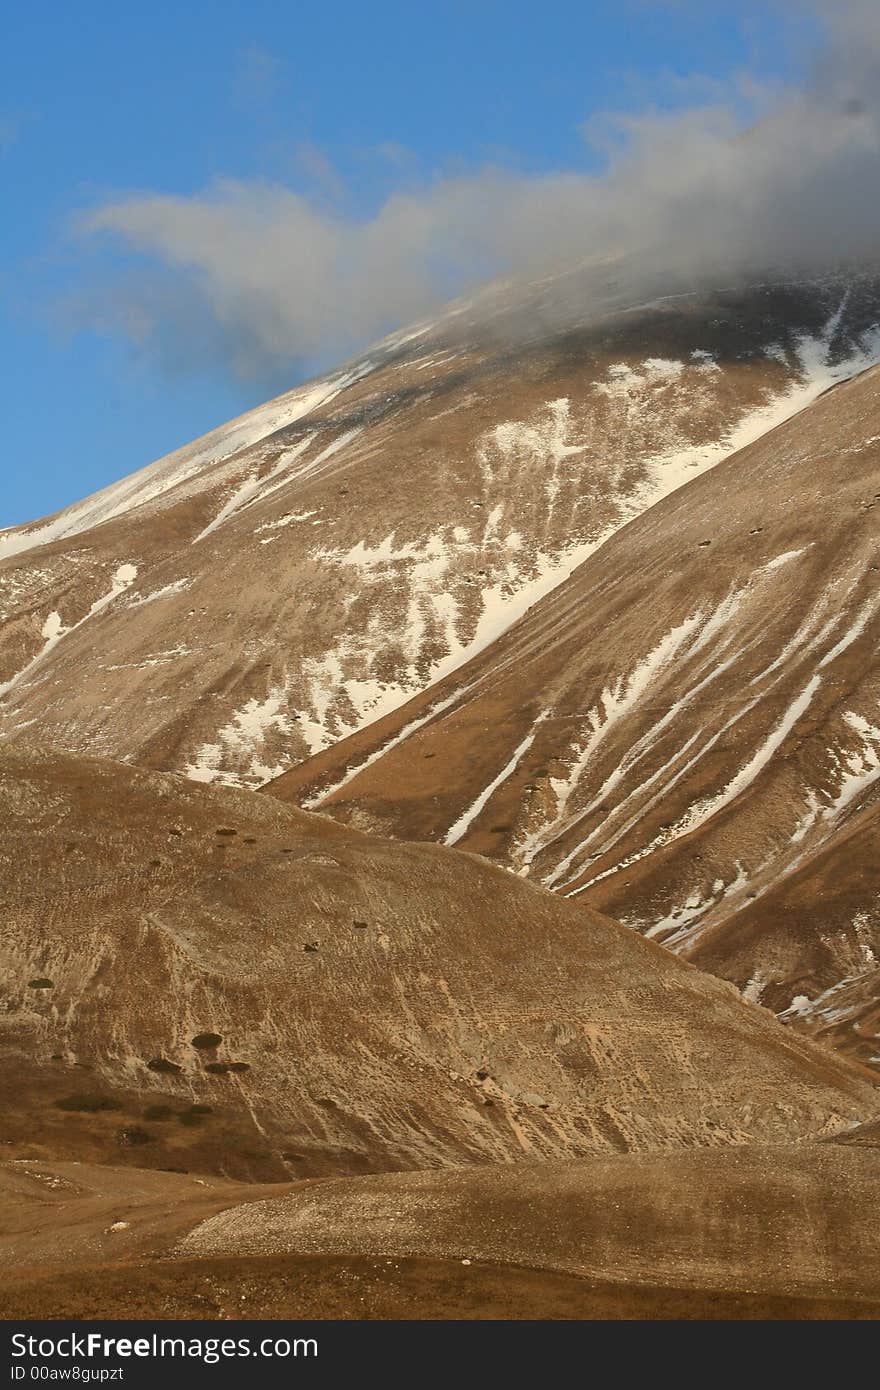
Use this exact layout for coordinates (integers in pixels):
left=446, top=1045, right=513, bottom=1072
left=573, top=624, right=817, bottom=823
left=2, top=748, right=874, bottom=1186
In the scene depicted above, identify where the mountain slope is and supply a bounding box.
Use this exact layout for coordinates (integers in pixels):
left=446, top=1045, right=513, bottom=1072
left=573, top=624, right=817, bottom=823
left=688, top=798, right=880, bottom=1071
left=3, top=275, right=879, bottom=788
left=271, top=359, right=880, bottom=1068
left=2, top=748, right=874, bottom=1185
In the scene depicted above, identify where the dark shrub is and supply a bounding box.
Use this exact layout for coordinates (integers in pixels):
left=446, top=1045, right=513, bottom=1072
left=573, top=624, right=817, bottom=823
left=54, top=1094, right=122, bottom=1113
left=146, top=1057, right=182, bottom=1075
left=117, top=1126, right=153, bottom=1146
left=143, top=1104, right=174, bottom=1121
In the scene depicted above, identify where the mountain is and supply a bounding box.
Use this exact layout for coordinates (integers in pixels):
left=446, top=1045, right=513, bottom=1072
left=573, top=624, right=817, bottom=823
left=5, top=264, right=880, bottom=1321
left=4, top=269, right=880, bottom=1069
left=272, top=354, right=880, bottom=1072
left=3, top=273, right=879, bottom=794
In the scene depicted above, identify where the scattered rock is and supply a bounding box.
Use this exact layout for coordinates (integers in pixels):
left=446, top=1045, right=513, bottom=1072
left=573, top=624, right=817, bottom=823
left=146, top=1057, right=182, bottom=1075
left=191, top=1032, right=223, bottom=1050
left=304, top=942, right=320, bottom=952
left=106, top=1221, right=130, bottom=1233
left=27, top=978, right=53, bottom=990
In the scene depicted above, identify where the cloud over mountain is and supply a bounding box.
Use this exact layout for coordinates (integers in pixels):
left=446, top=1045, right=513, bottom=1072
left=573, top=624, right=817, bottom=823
left=76, top=2, right=880, bottom=378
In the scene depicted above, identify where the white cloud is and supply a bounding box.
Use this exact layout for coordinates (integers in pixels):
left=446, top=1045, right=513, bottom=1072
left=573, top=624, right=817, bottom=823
left=73, top=2, right=880, bottom=379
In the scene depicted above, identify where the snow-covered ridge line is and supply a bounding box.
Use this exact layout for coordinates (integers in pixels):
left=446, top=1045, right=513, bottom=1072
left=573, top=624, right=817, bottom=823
left=501, top=311, right=879, bottom=875
left=619, top=302, right=880, bottom=510
left=0, top=365, right=372, bottom=561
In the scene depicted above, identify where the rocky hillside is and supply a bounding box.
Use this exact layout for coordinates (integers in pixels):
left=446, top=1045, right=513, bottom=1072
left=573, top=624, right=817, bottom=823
left=2, top=748, right=874, bottom=1184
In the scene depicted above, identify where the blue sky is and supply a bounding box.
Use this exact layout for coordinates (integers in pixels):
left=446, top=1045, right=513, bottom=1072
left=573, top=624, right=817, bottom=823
left=2, top=1, right=816, bottom=526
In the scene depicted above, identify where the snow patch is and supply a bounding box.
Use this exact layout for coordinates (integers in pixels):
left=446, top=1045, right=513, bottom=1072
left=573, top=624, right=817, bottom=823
left=185, top=686, right=295, bottom=787
left=0, top=564, right=138, bottom=701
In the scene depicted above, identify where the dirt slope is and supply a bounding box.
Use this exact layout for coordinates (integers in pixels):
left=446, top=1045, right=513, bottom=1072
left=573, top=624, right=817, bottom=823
left=1, top=748, right=875, bottom=1186
left=4, top=1145, right=880, bottom=1319
left=180, top=1144, right=880, bottom=1302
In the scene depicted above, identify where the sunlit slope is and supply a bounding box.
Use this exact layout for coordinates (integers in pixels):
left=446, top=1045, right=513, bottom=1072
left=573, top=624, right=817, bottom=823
left=3, top=275, right=879, bottom=787
left=2, top=748, right=874, bottom=1184
left=272, top=360, right=880, bottom=1064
